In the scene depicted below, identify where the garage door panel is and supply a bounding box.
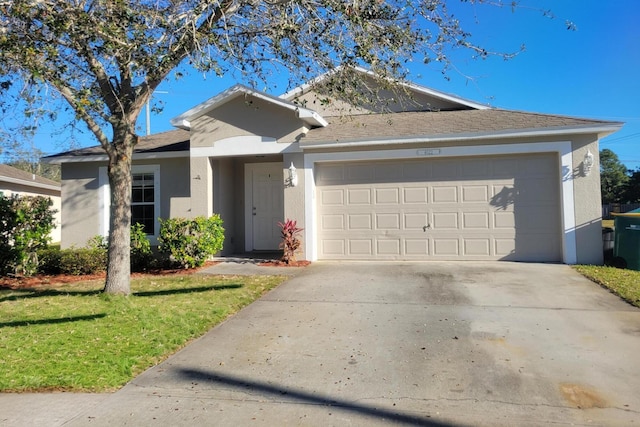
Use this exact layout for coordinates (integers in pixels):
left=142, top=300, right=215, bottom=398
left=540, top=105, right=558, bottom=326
left=316, top=154, right=561, bottom=261
left=321, top=189, right=344, bottom=205
left=376, top=213, right=401, bottom=230
left=464, top=238, right=491, bottom=256
left=375, top=188, right=400, bottom=204
left=349, top=239, right=373, bottom=255
left=462, top=185, right=489, bottom=202
left=348, top=214, right=372, bottom=230
left=322, top=239, right=345, bottom=256
left=432, top=212, right=458, bottom=229
left=405, top=239, right=429, bottom=255
left=432, top=186, right=457, bottom=203
left=433, top=239, right=460, bottom=256
left=404, top=187, right=428, bottom=203
left=322, top=214, right=345, bottom=230
left=349, top=164, right=375, bottom=181
left=378, top=239, right=401, bottom=255
left=494, top=211, right=515, bottom=228
left=432, top=160, right=460, bottom=179
left=347, top=188, right=371, bottom=205
left=460, top=158, right=490, bottom=178
left=463, top=212, right=490, bottom=229
left=405, top=213, right=429, bottom=229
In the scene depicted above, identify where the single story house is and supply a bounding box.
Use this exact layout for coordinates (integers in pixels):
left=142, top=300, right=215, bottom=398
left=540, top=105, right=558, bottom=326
left=0, top=163, right=62, bottom=243
left=44, top=69, right=622, bottom=264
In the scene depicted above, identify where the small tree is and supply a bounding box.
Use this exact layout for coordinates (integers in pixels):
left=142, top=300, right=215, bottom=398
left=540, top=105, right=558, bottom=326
left=623, top=169, right=640, bottom=203
left=600, top=149, right=629, bottom=204
left=0, top=194, right=56, bottom=276
left=278, top=219, right=303, bottom=265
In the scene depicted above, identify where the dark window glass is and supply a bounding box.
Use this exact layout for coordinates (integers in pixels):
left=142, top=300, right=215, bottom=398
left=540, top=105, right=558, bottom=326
left=131, top=173, right=155, bottom=234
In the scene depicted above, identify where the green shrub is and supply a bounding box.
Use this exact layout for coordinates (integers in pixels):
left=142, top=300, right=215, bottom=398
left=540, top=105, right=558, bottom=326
left=0, top=194, right=57, bottom=276
left=159, top=215, right=225, bottom=269
left=130, top=223, right=153, bottom=272
left=59, top=248, right=107, bottom=276
left=37, top=247, right=62, bottom=275
left=87, top=224, right=154, bottom=272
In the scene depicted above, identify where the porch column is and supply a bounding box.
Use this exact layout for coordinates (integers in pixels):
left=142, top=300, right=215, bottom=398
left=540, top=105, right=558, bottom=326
left=283, top=152, right=307, bottom=260
left=189, top=156, right=213, bottom=218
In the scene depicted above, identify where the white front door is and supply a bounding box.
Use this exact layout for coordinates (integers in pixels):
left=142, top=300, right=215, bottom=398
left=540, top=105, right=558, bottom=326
left=245, top=163, right=284, bottom=251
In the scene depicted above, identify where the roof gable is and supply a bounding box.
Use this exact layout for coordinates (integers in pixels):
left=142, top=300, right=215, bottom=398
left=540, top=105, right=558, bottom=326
left=170, top=84, right=328, bottom=130
left=280, top=67, right=489, bottom=115
left=42, top=129, right=190, bottom=164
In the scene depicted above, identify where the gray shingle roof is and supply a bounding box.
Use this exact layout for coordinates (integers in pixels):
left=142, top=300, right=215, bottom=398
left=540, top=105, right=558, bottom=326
left=43, top=129, right=190, bottom=159
left=0, top=164, right=60, bottom=189
left=299, top=109, right=620, bottom=146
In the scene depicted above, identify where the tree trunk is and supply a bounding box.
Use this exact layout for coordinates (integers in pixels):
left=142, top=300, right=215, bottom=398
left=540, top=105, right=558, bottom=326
left=103, top=137, right=135, bottom=295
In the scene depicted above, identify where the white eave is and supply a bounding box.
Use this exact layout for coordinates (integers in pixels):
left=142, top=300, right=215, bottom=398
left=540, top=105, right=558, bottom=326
left=0, top=176, right=60, bottom=192
left=170, top=84, right=328, bottom=130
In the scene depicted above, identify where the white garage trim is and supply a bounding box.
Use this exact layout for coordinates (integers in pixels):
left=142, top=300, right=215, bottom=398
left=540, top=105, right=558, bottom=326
left=303, top=141, right=576, bottom=263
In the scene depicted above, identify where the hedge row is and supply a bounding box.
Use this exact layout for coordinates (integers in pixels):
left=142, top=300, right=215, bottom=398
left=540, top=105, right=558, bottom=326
left=32, top=215, right=225, bottom=276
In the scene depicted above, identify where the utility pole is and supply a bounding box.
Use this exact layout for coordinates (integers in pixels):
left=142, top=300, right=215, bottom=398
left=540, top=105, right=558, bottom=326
left=145, top=91, right=168, bottom=135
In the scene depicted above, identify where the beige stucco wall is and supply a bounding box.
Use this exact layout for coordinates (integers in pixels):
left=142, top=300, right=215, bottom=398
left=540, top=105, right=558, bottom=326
left=190, top=96, right=307, bottom=147
left=60, top=162, right=102, bottom=248
left=60, top=157, right=191, bottom=249
left=283, top=152, right=306, bottom=259
left=571, top=135, right=604, bottom=265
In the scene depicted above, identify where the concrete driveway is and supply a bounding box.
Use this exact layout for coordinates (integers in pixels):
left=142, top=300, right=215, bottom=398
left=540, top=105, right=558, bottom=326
left=5, top=262, right=640, bottom=426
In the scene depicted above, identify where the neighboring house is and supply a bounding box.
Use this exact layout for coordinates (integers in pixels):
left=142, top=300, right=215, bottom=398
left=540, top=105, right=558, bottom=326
left=0, top=164, right=62, bottom=243
left=43, top=69, right=622, bottom=264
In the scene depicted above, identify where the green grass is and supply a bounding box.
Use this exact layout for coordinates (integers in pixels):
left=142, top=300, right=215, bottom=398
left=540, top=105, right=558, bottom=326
left=0, top=274, right=285, bottom=392
left=574, top=265, right=640, bottom=307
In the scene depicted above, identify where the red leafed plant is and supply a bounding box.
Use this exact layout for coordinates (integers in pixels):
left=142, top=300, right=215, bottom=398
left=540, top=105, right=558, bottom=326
left=278, top=219, right=303, bottom=264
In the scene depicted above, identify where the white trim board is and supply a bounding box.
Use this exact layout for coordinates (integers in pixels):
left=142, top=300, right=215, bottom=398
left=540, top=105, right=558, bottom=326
left=303, top=141, right=577, bottom=264
left=191, top=136, right=300, bottom=158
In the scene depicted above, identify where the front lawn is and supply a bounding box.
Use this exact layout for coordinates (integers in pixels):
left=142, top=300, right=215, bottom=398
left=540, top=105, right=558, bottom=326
left=574, top=265, right=640, bottom=308
left=0, top=274, right=284, bottom=392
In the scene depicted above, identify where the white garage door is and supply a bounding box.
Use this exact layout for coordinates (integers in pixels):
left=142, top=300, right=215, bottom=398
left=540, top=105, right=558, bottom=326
left=316, top=154, right=561, bottom=261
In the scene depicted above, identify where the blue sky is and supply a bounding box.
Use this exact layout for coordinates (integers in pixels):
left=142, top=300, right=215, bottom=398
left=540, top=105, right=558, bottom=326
left=32, top=0, right=640, bottom=170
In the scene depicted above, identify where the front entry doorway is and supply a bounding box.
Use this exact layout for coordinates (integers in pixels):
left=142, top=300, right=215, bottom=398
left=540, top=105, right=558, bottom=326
left=245, top=163, right=284, bottom=251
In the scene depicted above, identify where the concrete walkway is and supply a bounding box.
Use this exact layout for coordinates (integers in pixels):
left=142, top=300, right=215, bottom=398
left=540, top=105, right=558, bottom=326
left=2, top=262, right=640, bottom=426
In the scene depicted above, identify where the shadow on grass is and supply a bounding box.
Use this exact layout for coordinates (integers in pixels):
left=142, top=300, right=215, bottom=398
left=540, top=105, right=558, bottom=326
left=179, top=368, right=452, bottom=426
left=0, top=283, right=243, bottom=303
left=0, top=313, right=107, bottom=328
left=133, top=284, right=242, bottom=297
left=0, top=289, right=102, bottom=303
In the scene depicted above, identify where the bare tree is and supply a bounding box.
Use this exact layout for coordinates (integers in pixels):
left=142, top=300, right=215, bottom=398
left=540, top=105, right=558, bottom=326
left=0, top=0, right=559, bottom=294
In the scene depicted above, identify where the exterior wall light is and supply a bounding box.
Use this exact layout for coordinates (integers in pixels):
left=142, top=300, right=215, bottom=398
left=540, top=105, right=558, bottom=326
left=583, top=149, right=594, bottom=176
left=288, top=162, right=298, bottom=187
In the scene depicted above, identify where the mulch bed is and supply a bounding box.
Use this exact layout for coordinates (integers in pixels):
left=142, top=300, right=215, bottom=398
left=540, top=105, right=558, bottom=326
left=0, top=261, right=220, bottom=290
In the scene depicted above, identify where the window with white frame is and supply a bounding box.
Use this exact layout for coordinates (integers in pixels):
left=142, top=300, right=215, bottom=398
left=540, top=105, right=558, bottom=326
left=99, top=165, right=160, bottom=241
left=131, top=172, right=156, bottom=234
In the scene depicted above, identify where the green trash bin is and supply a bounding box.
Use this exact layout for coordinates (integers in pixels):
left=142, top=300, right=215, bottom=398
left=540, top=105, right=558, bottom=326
left=612, top=208, right=640, bottom=271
